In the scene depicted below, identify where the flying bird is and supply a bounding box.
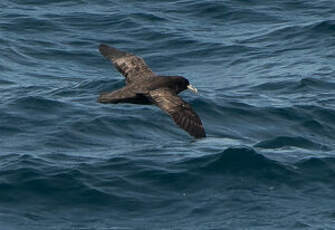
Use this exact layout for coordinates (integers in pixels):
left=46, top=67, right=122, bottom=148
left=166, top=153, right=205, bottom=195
left=97, top=44, right=206, bottom=138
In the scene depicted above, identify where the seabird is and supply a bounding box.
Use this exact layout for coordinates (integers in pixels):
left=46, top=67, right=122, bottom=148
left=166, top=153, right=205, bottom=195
left=97, top=44, right=206, bottom=138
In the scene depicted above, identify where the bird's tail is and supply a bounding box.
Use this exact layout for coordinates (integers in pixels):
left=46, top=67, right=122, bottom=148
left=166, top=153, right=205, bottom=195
left=97, top=92, right=120, bottom=104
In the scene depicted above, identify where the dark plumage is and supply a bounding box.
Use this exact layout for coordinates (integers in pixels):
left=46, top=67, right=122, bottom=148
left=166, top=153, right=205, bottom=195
left=98, top=44, right=206, bottom=138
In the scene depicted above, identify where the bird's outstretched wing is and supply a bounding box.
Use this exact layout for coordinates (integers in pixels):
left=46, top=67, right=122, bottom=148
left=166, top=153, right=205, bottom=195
left=148, top=88, right=206, bottom=138
left=99, top=44, right=156, bottom=84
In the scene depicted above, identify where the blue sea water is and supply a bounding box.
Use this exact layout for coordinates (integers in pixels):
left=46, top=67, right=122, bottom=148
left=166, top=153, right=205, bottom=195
left=1, top=0, right=335, bottom=229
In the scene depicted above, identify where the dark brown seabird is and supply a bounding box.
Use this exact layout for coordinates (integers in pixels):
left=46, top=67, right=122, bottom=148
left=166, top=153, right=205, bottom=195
left=97, top=44, right=206, bottom=138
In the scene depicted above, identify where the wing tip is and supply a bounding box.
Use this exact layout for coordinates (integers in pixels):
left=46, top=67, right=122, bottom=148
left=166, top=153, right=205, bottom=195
left=193, top=129, right=206, bottom=138
left=189, top=125, right=206, bottom=139
left=99, top=44, right=108, bottom=52
left=98, top=44, right=111, bottom=58
left=98, top=44, right=127, bottom=59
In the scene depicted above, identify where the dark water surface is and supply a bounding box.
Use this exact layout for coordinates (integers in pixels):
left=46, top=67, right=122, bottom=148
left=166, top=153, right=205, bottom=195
left=1, top=0, right=335, bottom=229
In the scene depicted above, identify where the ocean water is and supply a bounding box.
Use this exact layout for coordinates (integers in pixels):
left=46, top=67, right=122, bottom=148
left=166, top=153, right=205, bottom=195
left=1, top=0, right=335, bottom=229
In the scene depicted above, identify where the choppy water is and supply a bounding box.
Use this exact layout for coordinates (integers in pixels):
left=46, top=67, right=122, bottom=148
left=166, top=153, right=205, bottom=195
left=1, top=0, right=335, bottom=229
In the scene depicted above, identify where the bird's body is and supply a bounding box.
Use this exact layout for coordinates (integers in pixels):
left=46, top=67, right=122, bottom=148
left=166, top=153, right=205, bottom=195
left=99, top=76, right=188, bottom=104
left=98, top=44, right=206, bottom=138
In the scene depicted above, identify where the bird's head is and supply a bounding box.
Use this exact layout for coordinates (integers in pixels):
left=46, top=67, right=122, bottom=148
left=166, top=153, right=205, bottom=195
left=174, top=76, right=198, bottom=94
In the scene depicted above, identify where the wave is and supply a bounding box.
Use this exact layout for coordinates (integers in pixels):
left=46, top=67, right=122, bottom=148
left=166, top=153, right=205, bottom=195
left=1, top=147, right=335, bottom=207
left=255, top=136, right=330, bottom=150
left=253, top=77, right=335, bottom=93
left=241, top=19, right=335, bottom=45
